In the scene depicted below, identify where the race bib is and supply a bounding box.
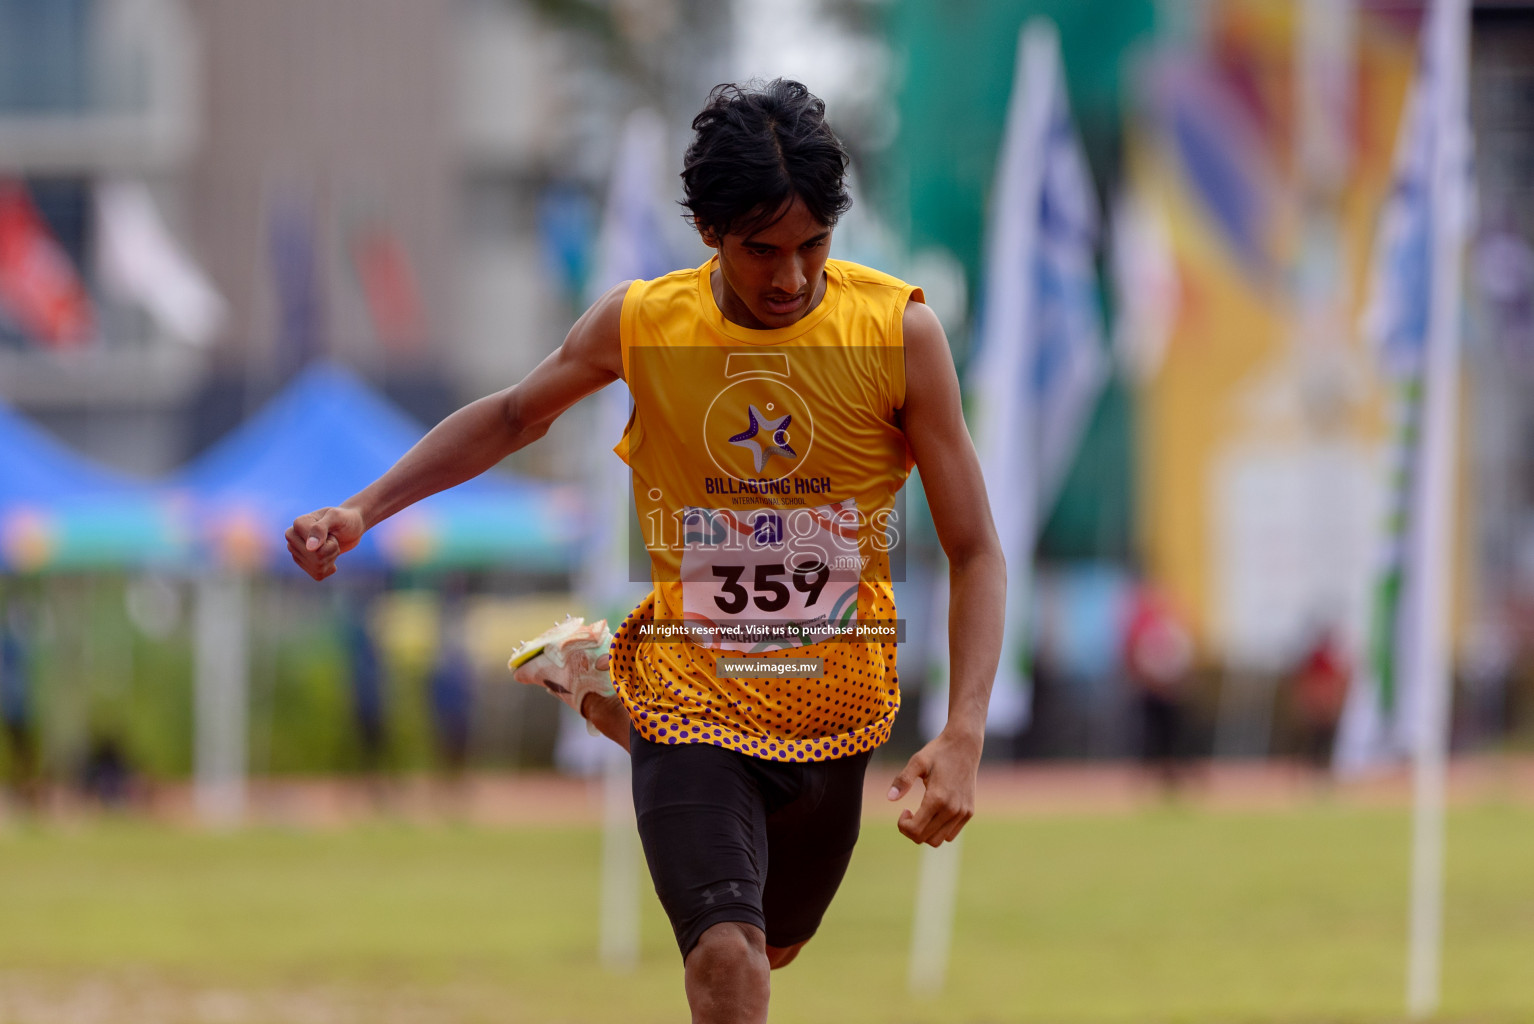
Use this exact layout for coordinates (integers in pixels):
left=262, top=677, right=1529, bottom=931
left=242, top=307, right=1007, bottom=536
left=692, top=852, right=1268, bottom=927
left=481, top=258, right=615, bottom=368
left=680, top=500, right=861, bottom=652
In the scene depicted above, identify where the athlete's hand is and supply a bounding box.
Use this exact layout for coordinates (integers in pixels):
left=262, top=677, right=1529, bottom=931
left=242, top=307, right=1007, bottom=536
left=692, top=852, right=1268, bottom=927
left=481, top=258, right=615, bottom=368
left=286, top=506, right=365, bottom=581
left=886, top=728, right=982, bottom=846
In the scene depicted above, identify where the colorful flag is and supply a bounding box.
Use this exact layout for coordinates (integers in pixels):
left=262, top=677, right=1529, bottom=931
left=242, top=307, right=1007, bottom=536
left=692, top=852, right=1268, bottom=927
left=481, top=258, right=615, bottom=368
left=0, top=180, right=94, bottom=347
left=95, top=179, right=226, bottom=347
left=349, top=221, right=425, bottom=353
left=1336, top=0, right=1473, bottom=775
left=956, top=19, right=1108, bottom=735
left=1110, top=189, right=1179, bottom=384
left=588, top=109, right=684, bottom=295
left=1148, top=60, right=1283, bottom=285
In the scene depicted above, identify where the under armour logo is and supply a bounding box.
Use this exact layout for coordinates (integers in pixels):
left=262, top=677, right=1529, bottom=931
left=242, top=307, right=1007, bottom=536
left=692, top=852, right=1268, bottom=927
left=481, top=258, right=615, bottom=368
left=701, top=882, right=742, bottom=904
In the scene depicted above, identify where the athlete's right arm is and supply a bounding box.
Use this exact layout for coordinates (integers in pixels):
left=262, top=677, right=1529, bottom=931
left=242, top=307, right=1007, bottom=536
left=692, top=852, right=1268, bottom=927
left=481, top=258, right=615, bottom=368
left=285, top=281, right=630, bottom=580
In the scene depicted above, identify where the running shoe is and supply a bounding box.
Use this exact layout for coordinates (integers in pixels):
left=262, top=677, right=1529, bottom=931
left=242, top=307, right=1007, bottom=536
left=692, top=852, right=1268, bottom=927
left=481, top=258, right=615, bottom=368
left=508, top=615, right=613, bottom=715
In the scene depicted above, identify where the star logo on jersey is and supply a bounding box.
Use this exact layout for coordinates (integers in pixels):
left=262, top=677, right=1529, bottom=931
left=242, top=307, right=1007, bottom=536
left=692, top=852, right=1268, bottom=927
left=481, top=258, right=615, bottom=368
left=728, top=405, right=796, bottom=473
left=701, top=353, right=815, bottom=483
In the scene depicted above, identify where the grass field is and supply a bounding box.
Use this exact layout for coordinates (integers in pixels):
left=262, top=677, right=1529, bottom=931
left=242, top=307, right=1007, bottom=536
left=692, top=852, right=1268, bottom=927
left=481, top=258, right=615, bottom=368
left=0, top=799, right=1530, bottom=1023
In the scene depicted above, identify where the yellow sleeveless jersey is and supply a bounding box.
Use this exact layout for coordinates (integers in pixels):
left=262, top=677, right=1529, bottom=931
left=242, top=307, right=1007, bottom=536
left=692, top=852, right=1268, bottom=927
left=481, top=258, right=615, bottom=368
left=608, top=256, right=923, bottom=762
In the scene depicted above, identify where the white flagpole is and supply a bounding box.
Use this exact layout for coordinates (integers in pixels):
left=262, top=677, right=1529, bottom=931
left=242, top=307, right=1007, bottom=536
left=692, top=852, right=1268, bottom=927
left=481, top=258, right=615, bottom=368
left=598, top=749, right=639, bottom=970
left=907, top=835, right=963, bottom=995
left=1407, top=0, right=1469, bottom=1016
left=580, top=108, right=679, bottom=971
left=193, top=571, right=248, bottom=826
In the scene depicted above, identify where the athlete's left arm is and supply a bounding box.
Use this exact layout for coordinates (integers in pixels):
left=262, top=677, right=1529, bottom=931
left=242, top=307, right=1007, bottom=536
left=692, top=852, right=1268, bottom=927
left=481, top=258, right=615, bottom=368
left=885, top=298, right=1006, bottom=847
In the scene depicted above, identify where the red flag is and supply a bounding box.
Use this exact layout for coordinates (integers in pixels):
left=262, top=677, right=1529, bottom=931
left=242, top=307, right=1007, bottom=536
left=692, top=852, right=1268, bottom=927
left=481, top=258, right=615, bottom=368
left=351, top=224, right=425, bottom=352
left=0, top=181, right=95, bottom=346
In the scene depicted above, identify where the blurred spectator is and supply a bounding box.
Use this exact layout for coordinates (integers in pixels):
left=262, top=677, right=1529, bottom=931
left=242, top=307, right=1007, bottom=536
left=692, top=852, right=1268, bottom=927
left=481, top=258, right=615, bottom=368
left=0, top=603, right=39, bottom=809
left=1290, top=628, right=1351, bottom=772
left=79, top=731, right=136, bottom=809
left=1123, top=582, right=1195, bottom=791
left=1460, top=616, right=1515, bottom=751
left=342, top=599, right=388, bottom=783
left=1475, top=224, right=1534, bottom=370
left=1027, top=565, right=1135, bottom=759
left=429, top=604, right=475, bottom=779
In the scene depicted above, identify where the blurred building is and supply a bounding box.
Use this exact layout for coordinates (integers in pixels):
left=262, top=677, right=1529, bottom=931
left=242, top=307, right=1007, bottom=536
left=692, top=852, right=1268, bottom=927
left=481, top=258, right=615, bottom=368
left=0, top=0, right=208, bottom=472
left=0, top=0, right=727, bottom=478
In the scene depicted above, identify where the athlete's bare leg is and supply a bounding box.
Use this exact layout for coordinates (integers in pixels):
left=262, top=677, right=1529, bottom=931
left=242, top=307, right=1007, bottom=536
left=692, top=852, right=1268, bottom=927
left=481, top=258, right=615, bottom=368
left=685, top=922, right=771, bottom=1024
left=766, top=940, right=808, bottom=969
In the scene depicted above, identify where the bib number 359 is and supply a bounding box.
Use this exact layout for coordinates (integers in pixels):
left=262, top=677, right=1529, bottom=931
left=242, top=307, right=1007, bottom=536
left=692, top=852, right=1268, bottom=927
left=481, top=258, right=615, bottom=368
left=710, top=560, right=830, bottom=614
left=679, top=501, right=859, bottom=651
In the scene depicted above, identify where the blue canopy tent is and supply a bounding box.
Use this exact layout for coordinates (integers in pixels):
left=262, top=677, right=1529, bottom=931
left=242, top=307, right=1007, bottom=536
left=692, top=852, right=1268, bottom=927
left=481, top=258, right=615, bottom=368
left=0, top=402, right=187, bottom=571
left=174, top=362, right=582, bottom=573
left=173, top=363, right=584, bottom=822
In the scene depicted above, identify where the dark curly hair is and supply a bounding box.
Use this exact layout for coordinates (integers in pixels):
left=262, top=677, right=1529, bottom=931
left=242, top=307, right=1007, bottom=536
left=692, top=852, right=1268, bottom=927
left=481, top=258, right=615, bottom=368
left=681, top=79, right=852, bottom=239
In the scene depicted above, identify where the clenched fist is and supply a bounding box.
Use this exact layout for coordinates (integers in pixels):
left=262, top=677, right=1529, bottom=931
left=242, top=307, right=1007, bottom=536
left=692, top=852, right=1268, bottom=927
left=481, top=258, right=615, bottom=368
left=285, top=506, right=366, bottom=580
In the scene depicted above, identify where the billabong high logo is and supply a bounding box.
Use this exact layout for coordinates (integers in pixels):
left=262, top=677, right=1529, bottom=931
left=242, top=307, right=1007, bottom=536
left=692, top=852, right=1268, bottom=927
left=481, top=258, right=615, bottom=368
left=703, top=352, right=814, bottom=482
left=729, top=406, right=795, bottom=473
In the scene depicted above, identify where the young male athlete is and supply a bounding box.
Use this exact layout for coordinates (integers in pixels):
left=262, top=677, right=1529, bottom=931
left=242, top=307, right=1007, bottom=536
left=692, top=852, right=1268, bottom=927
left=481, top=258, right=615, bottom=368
left=288, top=79, right=1004, bottom=1024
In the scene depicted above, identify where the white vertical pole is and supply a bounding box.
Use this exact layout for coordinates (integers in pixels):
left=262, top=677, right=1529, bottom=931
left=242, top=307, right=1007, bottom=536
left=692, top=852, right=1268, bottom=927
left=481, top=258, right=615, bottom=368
left=1407, top=690, right=1449, bottom=1020
left=1407, top=1, right=1469, bottom=1016
left=599, top=748, right=639, bottom=970
left=578, top=107, right=666, bottom=961
left=908, top=835, right=963, bottom=995
left=194, top=572, right=248, bottom=826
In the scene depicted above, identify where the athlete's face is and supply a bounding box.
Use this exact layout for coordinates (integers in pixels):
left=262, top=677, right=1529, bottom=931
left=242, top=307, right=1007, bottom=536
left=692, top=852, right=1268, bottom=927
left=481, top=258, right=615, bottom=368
left=703, top=196, right=832, bottom=330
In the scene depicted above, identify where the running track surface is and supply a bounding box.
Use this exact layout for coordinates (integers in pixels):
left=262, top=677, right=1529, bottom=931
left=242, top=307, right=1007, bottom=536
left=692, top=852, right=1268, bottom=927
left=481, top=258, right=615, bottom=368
left=14, top=756, right=1530, bottom=828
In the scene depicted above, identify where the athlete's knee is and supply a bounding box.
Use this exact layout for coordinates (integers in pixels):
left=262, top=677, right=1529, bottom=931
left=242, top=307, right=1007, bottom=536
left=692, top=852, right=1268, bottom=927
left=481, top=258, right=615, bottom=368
left=685, top=922, right=770, bottom=1021
left=687, top=921, right=769, bottom=979
left=765, top=938, right=808, bottom=969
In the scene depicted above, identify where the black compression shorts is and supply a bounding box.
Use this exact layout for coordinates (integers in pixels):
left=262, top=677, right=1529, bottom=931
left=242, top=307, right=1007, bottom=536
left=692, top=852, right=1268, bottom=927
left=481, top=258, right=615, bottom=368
left=629, top=727, right=872, bottom=959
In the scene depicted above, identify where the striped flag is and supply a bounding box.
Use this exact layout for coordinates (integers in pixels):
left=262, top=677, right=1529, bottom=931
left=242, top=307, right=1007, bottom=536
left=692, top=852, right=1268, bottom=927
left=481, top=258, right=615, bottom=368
left=1341, top=5, right=1474, bottom=1012
left=954, top=19, right=1108, bottom=735
left=1336, top=0, right=1473, bottom=775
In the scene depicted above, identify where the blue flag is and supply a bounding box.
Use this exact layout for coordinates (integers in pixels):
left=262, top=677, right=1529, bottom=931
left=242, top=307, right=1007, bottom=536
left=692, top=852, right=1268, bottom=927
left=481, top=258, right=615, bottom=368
left=940, top=19, right=1108, bottom=737
left=1337, top=0, right=1473, bottom=775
